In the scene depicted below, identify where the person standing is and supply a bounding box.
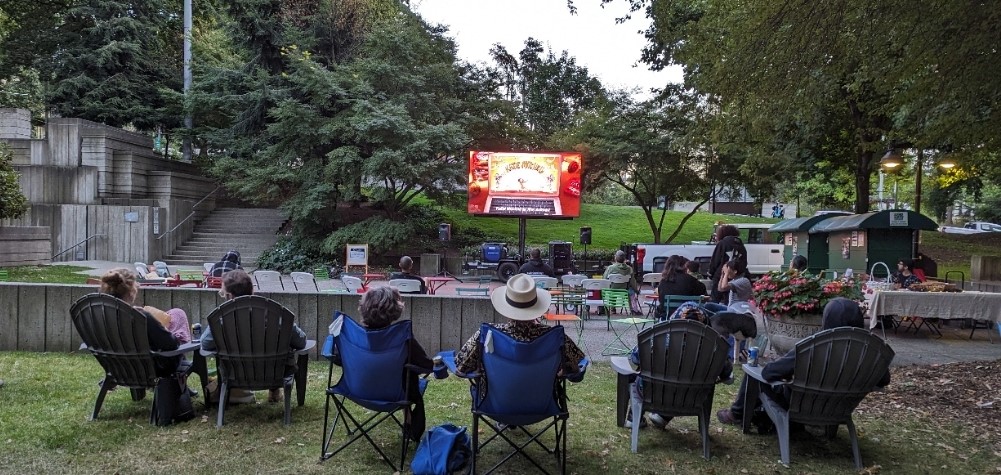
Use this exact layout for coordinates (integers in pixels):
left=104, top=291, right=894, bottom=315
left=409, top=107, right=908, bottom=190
left=709, top=225, right=747, bottom=304
left=389, top=256, right=427, bottom=294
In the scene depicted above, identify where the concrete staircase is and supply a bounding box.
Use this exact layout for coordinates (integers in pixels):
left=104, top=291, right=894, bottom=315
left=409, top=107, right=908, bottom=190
left=162, top=208, right=287, bottom=267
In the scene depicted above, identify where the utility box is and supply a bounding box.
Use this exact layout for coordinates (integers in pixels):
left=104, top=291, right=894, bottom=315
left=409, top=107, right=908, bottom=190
left=548, top=241, right=573, bottom=275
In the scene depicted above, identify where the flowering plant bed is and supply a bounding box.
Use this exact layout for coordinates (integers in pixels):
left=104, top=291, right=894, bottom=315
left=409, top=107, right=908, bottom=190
left=752, top=270, right=864, bottom=318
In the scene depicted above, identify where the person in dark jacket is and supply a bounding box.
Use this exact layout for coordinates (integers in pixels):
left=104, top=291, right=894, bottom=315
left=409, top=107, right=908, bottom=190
left=389, top=255, right=427, bottom=294
left=656, top=255, right=707, bottom=319
left=517, top=248, right=555, bottom=277
left=210, top=250, right=242, bottom=277
left=709, top=225, right=747, bottom=303
left=716, top=297, right=891, bottom=424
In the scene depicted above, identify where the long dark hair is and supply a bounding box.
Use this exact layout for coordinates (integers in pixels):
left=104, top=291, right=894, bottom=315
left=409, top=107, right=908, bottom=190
left=661, top=255, right=687, bottom=282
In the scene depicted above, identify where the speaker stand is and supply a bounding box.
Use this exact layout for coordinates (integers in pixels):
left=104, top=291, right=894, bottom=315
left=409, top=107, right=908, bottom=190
left=436, top=247, right=458, bottom=279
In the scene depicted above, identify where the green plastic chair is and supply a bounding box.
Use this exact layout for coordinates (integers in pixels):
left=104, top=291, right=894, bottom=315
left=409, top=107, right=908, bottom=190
left=602, top=289, right=653, bottom=356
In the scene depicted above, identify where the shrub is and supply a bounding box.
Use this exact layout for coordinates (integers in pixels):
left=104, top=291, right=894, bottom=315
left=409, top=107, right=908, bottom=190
left=0, top=143, right=28, bottom=220
left=752, top=270, right=864, bottom=318
left=256, top=237, right=338, bottom=273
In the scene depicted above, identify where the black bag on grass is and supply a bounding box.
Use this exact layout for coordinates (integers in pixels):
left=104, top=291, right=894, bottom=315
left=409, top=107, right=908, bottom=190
left=153, top=374, right=195, bottom=426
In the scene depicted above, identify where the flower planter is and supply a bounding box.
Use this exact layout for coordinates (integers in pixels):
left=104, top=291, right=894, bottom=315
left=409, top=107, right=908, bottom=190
left=764, top=312, right=824, bottom=355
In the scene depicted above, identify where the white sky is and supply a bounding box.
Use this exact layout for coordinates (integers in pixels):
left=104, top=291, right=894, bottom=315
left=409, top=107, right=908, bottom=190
left=411, top=0, right=684, bottom=98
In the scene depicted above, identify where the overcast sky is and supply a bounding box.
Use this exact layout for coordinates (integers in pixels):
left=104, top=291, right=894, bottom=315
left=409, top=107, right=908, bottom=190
left=411, top=0, right=684, bottom=98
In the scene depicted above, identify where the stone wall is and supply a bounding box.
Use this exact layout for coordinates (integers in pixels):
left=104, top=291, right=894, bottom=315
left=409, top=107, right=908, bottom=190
left=0, top=227, right=50, bottom=266
left=0, top=283, right=502, bottom=358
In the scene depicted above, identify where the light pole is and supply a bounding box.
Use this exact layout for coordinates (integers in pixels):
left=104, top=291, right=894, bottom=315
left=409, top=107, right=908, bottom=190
left=880, top=147, right=957, bottom=256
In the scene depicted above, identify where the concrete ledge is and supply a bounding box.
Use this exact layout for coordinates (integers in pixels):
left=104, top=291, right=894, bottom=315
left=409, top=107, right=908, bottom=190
left=0, top=283, right=501, bottom=358
left=0, top=226, right=51, bottom=266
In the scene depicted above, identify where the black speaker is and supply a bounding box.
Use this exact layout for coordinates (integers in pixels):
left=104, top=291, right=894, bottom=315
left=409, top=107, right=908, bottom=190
left=438, top=223, right=451, bottom=241
left=580, top=227, right=592, bottom=245
left=549, top=241, right=573, bottom=274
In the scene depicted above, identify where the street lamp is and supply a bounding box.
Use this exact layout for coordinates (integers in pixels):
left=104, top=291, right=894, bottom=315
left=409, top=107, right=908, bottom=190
left=880, top=148, right=903, bottom=169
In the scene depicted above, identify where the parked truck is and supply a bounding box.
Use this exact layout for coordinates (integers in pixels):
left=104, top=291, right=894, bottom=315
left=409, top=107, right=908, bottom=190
left=634, top=223, right=784, bottom=276
left=939, top=221, right=1001, bottom=234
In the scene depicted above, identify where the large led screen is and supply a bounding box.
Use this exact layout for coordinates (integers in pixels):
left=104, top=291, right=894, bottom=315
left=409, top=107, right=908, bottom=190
left=467, top=151, right=582, bottom=217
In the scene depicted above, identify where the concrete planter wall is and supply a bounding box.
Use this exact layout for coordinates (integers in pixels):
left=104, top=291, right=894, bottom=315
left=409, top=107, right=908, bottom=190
left=0, top=226, right=51, bottom=266
left=0, top=283, right=502, bottom=359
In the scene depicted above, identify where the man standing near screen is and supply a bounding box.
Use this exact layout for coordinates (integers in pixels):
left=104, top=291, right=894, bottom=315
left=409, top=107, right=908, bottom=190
left=518, top=248, right=555, bottom=277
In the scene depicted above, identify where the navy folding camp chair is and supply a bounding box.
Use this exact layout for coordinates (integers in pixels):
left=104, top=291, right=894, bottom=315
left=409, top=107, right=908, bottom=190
left=464, top=323, right=586, bottom=475
left=320, top=312, right=427, bottom=472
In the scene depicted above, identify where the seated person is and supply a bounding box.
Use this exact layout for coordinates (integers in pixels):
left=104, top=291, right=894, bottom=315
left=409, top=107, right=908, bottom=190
left=628, top=311, right=732, bottom=429
left=339, top=286, right=434, bottom=440
left=717, top=298, right=891, bottom=426
left=201, top=269, right=307, bottom=403
left=685, top=260, right=704, bottom=280
left=892, top=258, right=921, bottom=289
left=98, top=269, right=181, bottom=381
left=657, top=255, right=707, bottom=320
left=705, top=258, right=753, bottom=315
left=790, top=255, right=808, bottom=273
left=209, top=250, right=242, bottom=277
left=455, top=273, right=584, bottom=378
left=604, top=250, right=641, bottom=313
left=389, top=255, right=427, bottom=294
left=517, top=248, right=555, bottom=277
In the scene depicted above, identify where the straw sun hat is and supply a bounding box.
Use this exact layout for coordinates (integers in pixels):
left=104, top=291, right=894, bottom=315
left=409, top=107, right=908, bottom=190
left=490, top=273, right=552, bottom=321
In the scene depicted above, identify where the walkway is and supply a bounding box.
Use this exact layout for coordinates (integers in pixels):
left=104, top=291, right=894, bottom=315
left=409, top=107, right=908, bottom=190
left=58, top=261, right=1001, bottom=367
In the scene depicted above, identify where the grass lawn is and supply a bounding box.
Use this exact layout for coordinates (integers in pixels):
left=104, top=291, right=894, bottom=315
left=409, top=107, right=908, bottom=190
left=1, top=265, right=92, bottom=284
left=1, top=351, right=997, bottom=474
left=441, top=204, right=778, bottom=250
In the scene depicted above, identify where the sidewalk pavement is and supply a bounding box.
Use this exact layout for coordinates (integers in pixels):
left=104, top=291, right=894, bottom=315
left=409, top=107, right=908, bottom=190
left=54, top=261, right=1001, bottom=367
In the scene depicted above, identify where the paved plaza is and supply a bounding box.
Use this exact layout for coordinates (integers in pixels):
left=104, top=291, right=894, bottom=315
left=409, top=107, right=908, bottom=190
left=64, top=261, right=1001, bottom=367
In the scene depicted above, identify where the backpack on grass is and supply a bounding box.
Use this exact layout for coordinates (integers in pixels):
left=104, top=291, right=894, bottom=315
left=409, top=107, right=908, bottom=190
left=410, top=423, right=472, bottom=475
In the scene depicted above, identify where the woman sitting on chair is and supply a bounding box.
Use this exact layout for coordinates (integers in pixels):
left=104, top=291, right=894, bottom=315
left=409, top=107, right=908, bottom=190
left=98, top=269, right=182, bottom=382
left=360, top=286, right=434, bottom=440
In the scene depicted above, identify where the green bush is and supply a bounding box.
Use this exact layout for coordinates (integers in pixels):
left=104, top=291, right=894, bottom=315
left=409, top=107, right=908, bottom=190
left=256, top=237, right=338, bottom=273
left=322, top=204, right=449, bottom=257
left=0, top=143, right=28, bottom=220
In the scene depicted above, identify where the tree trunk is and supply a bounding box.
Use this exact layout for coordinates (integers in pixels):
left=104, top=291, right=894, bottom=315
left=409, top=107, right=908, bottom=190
left=855, top=150, right=873, bottom=213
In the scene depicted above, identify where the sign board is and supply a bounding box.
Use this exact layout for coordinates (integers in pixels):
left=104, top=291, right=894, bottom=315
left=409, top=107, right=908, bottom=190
left=152, top=207, right=160, bottom=234
left=124, top=211, right=139, bottom=223
left=346, top=244, right=369, bottom=267
left=889, top=211, right=908, bottom=227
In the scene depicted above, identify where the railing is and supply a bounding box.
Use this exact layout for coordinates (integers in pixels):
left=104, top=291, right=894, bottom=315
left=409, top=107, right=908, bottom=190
left=51, top=234, right=105, bottom=260
left=156, top=186, right=219, bottom=241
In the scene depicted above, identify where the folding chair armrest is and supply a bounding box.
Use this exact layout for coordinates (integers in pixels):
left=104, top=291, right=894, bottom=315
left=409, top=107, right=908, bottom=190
left=564, top=357, right=590, bottom=383
left=295, top=339, right=317, bottom=355
left=742, top=363, right=791, bottom=388
left=199, top=348, right=217, bottom=357
left=610, top=356, right=638, bottom=376
left=157, top=342, right=199, bottom=358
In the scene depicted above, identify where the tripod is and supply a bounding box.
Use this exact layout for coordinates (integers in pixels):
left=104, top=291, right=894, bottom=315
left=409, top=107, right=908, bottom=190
left=436, top=246, right=458, bottom=279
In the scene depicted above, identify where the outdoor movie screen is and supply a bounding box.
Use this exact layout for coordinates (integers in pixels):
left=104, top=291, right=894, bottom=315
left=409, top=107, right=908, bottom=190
left=467, top=151, right=582, bottom=218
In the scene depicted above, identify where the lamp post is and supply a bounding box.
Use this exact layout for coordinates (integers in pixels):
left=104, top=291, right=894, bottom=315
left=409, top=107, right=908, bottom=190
left=880, top=147, right=957, bottom=256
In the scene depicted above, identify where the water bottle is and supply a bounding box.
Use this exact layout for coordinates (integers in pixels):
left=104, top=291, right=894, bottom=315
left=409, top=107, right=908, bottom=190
left=432, top=355, right=448, bottom=379
left=192, top=323, right=202, bottom=341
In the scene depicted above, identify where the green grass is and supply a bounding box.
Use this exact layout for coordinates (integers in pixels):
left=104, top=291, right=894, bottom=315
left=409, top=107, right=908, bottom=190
left=442, top=203, right=778, bottom=249
left=1, top=265, right=92, bottom=284
left=0, top=351, right=995, bottom=474
left=920, top=231, right=1001, bottom=280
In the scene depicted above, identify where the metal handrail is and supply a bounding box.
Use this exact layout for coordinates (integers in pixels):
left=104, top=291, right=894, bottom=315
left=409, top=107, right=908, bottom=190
left=51, top=234, right=105, bottom=260
left=157, top=186, right=220, bottom=240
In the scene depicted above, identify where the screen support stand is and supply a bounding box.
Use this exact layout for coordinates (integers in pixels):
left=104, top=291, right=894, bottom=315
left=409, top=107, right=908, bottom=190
left=517, top=218, right=527, bottom=261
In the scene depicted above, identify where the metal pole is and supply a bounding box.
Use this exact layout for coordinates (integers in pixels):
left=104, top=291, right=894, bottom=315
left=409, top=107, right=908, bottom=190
left=914, top=149, right=923, bottom=214
left=182, top=0, right=193, bottom=162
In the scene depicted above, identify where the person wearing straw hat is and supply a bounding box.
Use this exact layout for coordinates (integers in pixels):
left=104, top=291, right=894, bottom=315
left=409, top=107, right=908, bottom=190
left=454, top=274, right=585, bottom=377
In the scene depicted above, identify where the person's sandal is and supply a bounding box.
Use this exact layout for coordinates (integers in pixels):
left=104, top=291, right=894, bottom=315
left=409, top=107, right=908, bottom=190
left=716, top=409, right=741, bottom=425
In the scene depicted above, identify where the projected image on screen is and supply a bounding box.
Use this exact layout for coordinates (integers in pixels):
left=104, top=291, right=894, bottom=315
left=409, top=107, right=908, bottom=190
left=467, top=151, right=582, bottom=218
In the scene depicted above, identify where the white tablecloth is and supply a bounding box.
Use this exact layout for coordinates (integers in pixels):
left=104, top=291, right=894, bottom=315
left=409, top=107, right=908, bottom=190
left=868, top=290, right=1001, bottom=329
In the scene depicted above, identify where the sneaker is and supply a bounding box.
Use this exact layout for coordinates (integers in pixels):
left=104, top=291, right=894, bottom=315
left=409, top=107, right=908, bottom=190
left=268, top=388, right=282, bottom=404
left=716, top=408, right=741, bottom=425
left=647, top=413, right=672, bottom=429
left=624, top=411, right=648, bottom=429
left=228, top=388, right=256, bottom=404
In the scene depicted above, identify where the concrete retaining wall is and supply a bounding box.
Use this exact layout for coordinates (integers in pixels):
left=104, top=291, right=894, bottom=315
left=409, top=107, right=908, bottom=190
left=0, top=283, right=502, bottom=359
left=0, top=227, right=51, bottom=266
